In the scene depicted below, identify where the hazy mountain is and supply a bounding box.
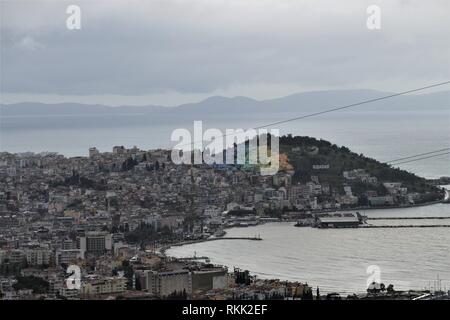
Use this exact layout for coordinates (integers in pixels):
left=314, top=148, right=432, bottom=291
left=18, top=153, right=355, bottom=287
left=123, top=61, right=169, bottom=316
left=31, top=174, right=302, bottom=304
left=1, top=89, right=448, bottom=117
left=0, top=102, right=167, bottom=116
left=262, top=89, right=449, bottom=112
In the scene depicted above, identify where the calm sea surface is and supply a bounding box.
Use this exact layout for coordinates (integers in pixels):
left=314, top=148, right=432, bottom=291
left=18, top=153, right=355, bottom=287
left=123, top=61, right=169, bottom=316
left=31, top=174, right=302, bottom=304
left=1, top=110, right=449, bottom=178
left=167, top=203, right=450, bottom=295
left=2, top=108, right=450, bottom=294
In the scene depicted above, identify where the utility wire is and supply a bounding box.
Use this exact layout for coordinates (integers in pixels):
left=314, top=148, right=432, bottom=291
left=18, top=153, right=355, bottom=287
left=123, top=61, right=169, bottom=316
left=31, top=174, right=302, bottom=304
left=175, top=81, right=450, bottom=149
left=253, top=81, right=450, bottom=129
left=388, top=151, right=450, bottom=165
left=173, top=81, right=450, bottom=168
left=387, top=148, right=450, bottom=163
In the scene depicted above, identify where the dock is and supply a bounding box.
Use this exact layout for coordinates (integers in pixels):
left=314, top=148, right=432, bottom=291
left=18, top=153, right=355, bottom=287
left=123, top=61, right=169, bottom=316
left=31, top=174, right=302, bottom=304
left=160, top=236, right=262, bottom=255
left=360, top=224, right=450, bottom=228
left=177, top=256, right=210, bottom=261
left=362, top=216, right=450, bottom=227
left=366, top=217, right=450, bottom=220
left=174, top=236, right=262, bottom=246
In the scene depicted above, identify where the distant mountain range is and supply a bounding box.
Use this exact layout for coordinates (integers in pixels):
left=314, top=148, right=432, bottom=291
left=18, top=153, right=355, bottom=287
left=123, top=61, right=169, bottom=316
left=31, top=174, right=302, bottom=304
left=1, top=89, right=449, bottom=117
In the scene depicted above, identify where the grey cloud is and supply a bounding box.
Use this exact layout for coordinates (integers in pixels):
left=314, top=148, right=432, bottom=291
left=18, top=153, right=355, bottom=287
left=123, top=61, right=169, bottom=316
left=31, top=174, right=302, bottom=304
left=0, top=0, right=449, bottom=99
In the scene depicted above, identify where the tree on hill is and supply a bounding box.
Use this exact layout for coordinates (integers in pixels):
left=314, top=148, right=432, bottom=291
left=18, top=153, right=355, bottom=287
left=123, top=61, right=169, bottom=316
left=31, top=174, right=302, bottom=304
left=278, top=135, right=443, bottom=199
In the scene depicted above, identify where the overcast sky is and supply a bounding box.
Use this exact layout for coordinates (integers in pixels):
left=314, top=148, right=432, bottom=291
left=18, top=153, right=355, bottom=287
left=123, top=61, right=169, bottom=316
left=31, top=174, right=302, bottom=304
left=1, top=0, right=449, bottom=106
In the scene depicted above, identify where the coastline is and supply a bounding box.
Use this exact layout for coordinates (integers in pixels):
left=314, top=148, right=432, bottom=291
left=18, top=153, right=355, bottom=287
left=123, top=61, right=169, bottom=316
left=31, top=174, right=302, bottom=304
left=305, top=198, right=446, bottom=215
left=159, top=235, right=262, bottom=257
left=160, top=200, right=447, bottom=256
left=164, top=203, right=450, bottom=295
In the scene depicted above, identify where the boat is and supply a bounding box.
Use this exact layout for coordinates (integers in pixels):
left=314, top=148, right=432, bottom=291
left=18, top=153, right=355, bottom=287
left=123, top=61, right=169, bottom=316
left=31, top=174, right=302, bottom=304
left=443, top=188, right=450, bottom=203
left=214, top=229, right=226, bottom=237
left=294, top=219, right=312, bottom=227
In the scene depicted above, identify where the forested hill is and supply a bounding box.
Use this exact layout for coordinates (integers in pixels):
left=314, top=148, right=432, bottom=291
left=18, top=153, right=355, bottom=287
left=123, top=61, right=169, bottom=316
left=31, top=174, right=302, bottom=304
left=278, top=135, right=443, bottom=203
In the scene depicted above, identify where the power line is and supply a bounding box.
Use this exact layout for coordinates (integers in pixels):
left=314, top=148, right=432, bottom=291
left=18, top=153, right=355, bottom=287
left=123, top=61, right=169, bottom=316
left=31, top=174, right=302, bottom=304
left=387, top=148, right=450, bottom=164
left=175, top=81, right=450, bottom=149
left=388, top=151, right=450, bottom=165
left=253, top=81, right=450, bottom=129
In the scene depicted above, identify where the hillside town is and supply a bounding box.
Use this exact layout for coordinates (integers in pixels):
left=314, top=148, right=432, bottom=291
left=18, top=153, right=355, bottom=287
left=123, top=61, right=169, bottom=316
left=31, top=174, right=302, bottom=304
left=0, top=143, right=446, bottom=300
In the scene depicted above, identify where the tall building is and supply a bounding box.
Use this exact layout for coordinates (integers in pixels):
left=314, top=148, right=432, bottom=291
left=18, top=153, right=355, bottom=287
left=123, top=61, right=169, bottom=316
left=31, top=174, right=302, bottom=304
left=136, top=269, right=192, bottom=297
left=25, top=248, right=52, bottom=266
left=78, top=232, right=112, bottom=257
left=81, top=276, right=127, bottom=296
left=8, top=250, right=26, bottom=264
left=55, top=249, right=82, bottom=265
left=112, top=146, right=126, bottom=154
left=191, top=267, right=228, bottom=292
left=88, top=147, right=99, bottom=158
left=61, top=238, right=76, bottom=250
left=135, top=266, right=227, bottom=297
left=0, top=250, right=6, bottom=264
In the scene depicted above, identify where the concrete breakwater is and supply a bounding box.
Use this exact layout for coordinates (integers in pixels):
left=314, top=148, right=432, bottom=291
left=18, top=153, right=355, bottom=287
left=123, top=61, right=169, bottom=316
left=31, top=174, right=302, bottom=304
left=160, top=236, right=262, bottom=256
left=367, top=216, right=450, bottom=220
left=361, top=224, right=450, bottom=228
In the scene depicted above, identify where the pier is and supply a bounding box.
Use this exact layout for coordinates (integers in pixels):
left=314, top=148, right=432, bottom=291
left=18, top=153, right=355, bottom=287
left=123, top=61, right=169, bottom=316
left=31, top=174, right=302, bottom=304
left=160, top=236, right=262, bottom=255
left=362, top=216, right=450, bottom=227
left=177, top=256, right=210, bottom=261
left=366, top=216, right=450, bottom=220
left=360, top=224, right=450, bottom=228
left=173, top=236, right=262, bottom=247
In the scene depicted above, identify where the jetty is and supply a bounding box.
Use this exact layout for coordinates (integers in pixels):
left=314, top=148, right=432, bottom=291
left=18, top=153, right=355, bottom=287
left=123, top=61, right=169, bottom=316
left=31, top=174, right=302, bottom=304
left=362, top=216, right=450, bottom=227
left=172, top=236, right=262, bottom=247
left=366, top=216, right=450, bottom=220
left=360, top=224, right=450, bottom=228
left=177, top=256, right=210, bottom=261
left=159, top=236, right=262, bottom=256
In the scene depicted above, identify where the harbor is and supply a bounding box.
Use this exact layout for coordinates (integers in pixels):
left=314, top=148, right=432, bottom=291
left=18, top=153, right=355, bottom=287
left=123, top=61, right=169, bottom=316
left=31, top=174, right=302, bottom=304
left=294, top=206, right=450, bottom=229
left=167, top=203, right=450, bottom=295
left=360, top=224, right=450, bottom=228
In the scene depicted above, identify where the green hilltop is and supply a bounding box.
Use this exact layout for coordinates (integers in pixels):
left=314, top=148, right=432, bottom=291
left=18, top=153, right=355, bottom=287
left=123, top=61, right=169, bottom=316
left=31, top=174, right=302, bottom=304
left=278, top=135, right=444, bottom=205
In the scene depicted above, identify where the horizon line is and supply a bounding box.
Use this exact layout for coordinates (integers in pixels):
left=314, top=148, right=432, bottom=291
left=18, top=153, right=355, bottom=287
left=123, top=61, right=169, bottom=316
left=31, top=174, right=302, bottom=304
left=1, top=88, right=449, bottom=109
